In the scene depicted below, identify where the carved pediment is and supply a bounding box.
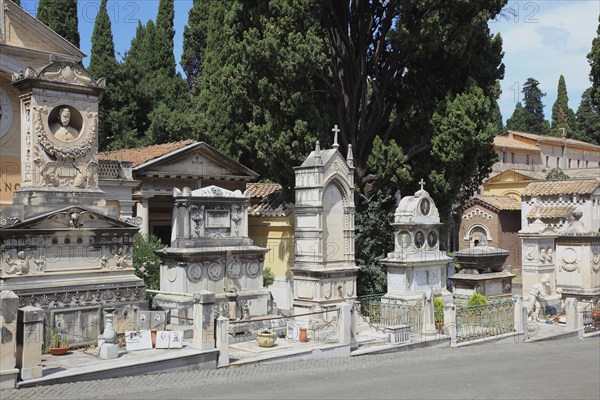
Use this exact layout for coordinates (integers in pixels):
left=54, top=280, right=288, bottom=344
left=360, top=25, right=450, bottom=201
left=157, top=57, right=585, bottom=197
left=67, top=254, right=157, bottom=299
left=2, top=207, right=138, bottom=231
left=12, top=62, right=105, bottom=88
left=151, top=152, right=236, bottom=178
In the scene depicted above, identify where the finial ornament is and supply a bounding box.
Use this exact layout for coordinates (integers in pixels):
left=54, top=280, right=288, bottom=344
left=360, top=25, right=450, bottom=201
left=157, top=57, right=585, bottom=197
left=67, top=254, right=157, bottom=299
left=332, top=125, right=340, bottom=150
left=419, top=178, right=425, bottom=191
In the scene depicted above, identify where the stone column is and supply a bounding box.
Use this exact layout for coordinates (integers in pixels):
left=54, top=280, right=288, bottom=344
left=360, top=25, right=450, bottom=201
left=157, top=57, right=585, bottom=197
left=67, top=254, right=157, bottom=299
left=191, top=291, right=216, bottom=351
left=337, top=302, right=353, bottom=345
left=513, top=296, right=526, bottom=343
left=421, top=291, right=437, bottom=337
left=16, top=306, right=43, bottom=380
left=136, top=197, right=150, bottom=236
left=445, top=304, right=457, bottom=348
left=216, top=316, right=229, bottom=367
left=565, top=297, right=583, bottom=337
left=0, top=291, right=19, bottom=389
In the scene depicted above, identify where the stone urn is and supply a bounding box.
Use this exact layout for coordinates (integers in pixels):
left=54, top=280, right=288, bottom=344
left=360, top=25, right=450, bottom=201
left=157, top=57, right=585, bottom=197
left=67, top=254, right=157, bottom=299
left=102, top=309, right=117, bottom=343
left=256, top=331, right=277, bottom=347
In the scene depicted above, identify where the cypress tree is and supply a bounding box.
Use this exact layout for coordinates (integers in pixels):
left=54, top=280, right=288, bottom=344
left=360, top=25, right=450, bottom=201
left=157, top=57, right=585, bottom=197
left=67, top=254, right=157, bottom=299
left=88, top=0, right=119, bottom=150
left=551, top=75, right=576, bottom=136
left=506, top=102, right=528, bottom=132
left=588, top=16, right=600, bottom=109
left=155, top=0, right=177, bottom=76
left=521, top=78, right=548, bottom=134
left=37, top=0, right=80, bottom=48
left=181, top=0, right=208, bottom=90
left=574, top=88, right=600, bottom=145
left=88, top=0, right=116, bottom=79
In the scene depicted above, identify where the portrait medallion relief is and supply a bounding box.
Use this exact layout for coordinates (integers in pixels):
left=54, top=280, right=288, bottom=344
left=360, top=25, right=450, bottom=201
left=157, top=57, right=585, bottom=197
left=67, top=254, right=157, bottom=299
left=419, top=199, right=431, bottom=216
left=414, top=230, right=425, bottom=248
left=426, top=231, right=438, bottom=248
left=49, top=105, right=83, bottom=143
left=186, top=263, right=202, bottom=283
left=397, top=231, right=411, bottom=249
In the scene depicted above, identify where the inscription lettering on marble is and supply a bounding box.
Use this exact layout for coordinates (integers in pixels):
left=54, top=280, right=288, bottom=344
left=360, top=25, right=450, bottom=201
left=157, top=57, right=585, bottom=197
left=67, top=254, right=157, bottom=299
left=388, top=273, right=404, bottom=293
left=206, top=210, right=230, bottom=228
left=415, top=270, right=428, bottom=287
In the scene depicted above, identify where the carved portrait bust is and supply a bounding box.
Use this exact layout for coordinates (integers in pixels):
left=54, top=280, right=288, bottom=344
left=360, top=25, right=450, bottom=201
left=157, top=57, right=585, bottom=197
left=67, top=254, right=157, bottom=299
left=50, top=106, right=81, bottom=142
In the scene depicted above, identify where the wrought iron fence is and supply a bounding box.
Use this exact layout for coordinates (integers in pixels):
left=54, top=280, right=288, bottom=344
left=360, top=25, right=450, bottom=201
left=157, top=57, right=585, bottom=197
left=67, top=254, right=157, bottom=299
left=455, top=299, right=516, bottom=343
left=226, top=307, right=341, bottom=345
left=581, top=301, right=600, bottom=334
left=356, top=294, right=422, bottom=333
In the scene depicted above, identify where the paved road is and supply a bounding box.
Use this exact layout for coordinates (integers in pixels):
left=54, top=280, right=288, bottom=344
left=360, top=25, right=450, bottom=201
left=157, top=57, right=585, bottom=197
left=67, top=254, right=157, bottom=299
left=4, top=337, right=599, bottom=400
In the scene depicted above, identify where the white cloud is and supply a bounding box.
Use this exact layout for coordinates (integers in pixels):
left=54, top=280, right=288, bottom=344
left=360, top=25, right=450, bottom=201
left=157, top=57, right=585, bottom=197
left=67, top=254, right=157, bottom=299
left=490, top=0, right=599, bottom=122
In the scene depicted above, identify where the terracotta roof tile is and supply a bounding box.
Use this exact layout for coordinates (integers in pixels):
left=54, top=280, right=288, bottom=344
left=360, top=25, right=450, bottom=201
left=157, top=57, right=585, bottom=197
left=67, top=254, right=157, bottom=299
left=494, top=136, right=539, bottom=151
left=98, top=140, right=195, bottom=167
left=246, top=183, right=282, bottom=198
left=505, top=131, right=600, bottom=150
left=527, top=205, right=576, bottom=219
left=465, top=195, right=521, bottom=212
left=523, top=179, right=600, bottom=197
left=247, top=183, right=292, bottom=217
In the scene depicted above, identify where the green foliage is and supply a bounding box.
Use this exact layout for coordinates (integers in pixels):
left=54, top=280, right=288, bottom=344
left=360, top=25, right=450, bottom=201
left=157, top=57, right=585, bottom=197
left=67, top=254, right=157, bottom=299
left=429, top=84, right=498, bottom=215
left=546, top=168, right=570, bottom=180
left=263, top=266, right=275, bottom=287
left=573, top=88, right=600, bottom=145
left=355, top=191, right=395, bottom=296
left=434, top=297, right=444, bottom=323
left=133, top=233, right=165, bottom=305
left=364, top=136, right=411, bottom=196
left=50, top=328, right=69, bottom=348
left=519, top=78, right=549, bottom=134
left=551, top=75, right=576, bottom=137
left=323, top=0, right=506, bottom=205
left=506, top=102, right=528, bottom=132
left=466, top=292, right=489, bottom=306
left=36, top=0, right=80, bottom=47
left=588, top=16, right=600, bottom=109
left=181, top=0, right=207, bottom=91
left=191, top=0, right=332, bottom=192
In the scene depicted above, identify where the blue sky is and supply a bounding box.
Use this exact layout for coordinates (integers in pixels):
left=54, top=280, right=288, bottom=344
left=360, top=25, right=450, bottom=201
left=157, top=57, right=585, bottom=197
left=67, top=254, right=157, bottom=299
left=20, top=0, right=600, bottom=124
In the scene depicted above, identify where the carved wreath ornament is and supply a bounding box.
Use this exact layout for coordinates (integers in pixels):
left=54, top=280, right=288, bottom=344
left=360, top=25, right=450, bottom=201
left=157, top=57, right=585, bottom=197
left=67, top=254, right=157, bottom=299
left=33, top=106, right=97, bottom=160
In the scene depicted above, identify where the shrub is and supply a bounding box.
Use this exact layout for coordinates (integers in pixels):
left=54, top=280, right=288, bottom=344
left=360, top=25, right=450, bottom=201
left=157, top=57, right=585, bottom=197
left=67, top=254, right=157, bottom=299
left=466, top=292, right=488, bottom=306
left=263, top=266, right=275, bottom=287
left=434, top=297, right=444, bottom=323
left=133, top=233, right=165, bottom=306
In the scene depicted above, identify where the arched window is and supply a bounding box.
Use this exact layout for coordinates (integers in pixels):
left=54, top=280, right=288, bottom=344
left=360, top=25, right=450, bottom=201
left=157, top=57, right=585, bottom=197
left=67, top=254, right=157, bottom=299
left=466, top=225, right=491, bottom=248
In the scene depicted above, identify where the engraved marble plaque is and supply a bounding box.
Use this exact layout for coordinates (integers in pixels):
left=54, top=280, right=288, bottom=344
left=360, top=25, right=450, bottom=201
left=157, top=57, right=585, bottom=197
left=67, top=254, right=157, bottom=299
left=206, top=210, right=230, bottom=228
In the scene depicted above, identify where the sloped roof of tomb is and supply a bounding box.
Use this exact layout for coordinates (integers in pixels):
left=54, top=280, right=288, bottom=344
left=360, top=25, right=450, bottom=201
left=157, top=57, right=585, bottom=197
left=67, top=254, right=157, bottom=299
left=99, top=140, right=259, bottom=181
left=174, top=185, right=246, bottom=198
left=523, top=179, right=600, bottom=197
left=4, top=206, right=137, bottom=230
left=498, top=131, right=600, bottom=151
left=299, top=148, right=339, bottom=167
left=464, top=195, right=521, bottom=213
left=484, top=169, right=546, bottom=184
left=1, top=0, right=85, bottom=64
left=526, top=205, right=577, bottom=220
left=247, top=183, right=292, bottom=217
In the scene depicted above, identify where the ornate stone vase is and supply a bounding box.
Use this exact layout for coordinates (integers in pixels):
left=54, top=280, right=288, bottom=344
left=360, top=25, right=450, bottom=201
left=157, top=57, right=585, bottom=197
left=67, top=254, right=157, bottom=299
left=256, top=331, right=277, bottom=347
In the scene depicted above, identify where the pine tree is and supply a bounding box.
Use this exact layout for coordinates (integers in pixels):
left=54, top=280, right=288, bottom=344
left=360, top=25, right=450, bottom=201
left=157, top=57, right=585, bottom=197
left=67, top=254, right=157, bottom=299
left=37, top=0, right=80, bottom=48
left=520, top=78, right=548, bottom=134
left=506, top=102, right=528, bottom=131
left=574, top=88, right=600, bottom=145
left=551, top=75, right=576, bottom=137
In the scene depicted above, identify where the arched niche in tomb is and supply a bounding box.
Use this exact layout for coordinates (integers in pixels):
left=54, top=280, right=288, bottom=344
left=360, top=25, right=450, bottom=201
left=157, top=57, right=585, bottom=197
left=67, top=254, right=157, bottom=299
left=323, top=181, right=346, bottom=264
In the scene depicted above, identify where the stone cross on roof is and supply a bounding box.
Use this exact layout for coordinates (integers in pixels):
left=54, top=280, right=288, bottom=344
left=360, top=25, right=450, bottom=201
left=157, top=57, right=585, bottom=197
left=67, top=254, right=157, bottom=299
left=419, top=178, right=425, bottom=191
left=332, top=125, right=340, bottom=150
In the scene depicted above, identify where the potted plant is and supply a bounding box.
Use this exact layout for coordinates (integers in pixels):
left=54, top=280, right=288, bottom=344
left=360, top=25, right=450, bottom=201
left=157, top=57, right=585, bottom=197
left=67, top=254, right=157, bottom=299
left=256, top=329, right=277, bottom=347
left=49, top=329, right=70, bottom=355
left=466, top=293, right=488, bottom=326
left=434, top=297, right=444, bottom=332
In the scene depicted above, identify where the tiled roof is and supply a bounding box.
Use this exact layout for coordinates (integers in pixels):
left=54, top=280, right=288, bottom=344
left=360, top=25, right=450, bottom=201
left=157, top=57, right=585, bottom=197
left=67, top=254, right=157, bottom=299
left=465, top=195, right=521, bottom=212
left=247, top=183, right=292, bottom=217
left=494, top=136, right=539, bottom=151
left=505, top=131, right=600, bottom=150
left=98, top=140, right=195, bottom=167
left=523, top=179, right=600, bottom=197
left=527, top=205, right=576, bottom=220
left=246, top=183, right=283, bottom=198
left=563, top=168, right=600, bottom=179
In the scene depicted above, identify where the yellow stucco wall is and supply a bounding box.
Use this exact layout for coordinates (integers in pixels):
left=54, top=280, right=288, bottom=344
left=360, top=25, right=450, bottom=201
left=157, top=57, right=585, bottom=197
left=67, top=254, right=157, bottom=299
left=248, top=215, right=294, bottom=278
